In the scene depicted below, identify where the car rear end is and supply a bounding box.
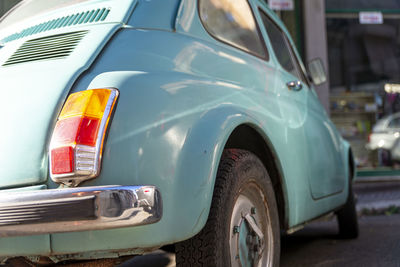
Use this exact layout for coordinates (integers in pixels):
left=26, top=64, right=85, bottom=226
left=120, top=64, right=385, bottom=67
left=0, top=0, right=175, bottom=262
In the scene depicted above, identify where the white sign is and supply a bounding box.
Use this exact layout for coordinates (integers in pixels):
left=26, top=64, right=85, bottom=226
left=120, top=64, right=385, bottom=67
left=359, top=12, right=383, bottom=24
left=268, top=0, right=294, bottom=11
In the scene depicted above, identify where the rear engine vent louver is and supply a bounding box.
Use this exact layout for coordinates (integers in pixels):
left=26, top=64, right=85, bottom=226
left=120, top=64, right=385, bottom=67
left=3, top=31, right=87, bottom=66
left=1, top=8, right=110, bottom=43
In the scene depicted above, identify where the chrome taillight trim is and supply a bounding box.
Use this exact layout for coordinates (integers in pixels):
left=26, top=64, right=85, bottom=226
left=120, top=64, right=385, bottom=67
left=93, top=88, right=118, bottom=176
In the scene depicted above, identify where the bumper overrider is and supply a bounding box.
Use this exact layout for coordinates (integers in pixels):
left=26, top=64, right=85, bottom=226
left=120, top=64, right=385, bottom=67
left=0, top=185, right=162, bottom=237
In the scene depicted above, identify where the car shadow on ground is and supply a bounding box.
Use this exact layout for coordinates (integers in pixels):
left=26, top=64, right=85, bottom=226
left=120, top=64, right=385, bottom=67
left=118, top=250, right=175, bottom=267
left=281, top=219, right=341, bottom=256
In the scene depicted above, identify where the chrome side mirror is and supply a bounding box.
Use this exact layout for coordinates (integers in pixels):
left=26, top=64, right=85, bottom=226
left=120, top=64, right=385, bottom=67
left=308, top=58, right=327, bottom=86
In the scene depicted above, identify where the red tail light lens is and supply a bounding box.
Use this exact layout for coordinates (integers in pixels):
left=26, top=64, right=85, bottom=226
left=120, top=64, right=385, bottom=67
left=49, top=88, right=118, bottom=186
left=51, top=146, right=74, bottom=174
left=52, top=117, right=101, bottom=147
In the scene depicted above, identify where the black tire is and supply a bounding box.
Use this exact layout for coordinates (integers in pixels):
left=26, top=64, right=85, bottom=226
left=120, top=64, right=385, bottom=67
left=336, top=181, right=359, bottom=239
left=381, top=149, right=393, bottom=166
left=175, top=149, right=280, bottom=267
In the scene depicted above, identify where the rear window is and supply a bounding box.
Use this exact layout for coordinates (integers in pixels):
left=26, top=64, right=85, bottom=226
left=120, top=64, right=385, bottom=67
left=199, top=0, right=267, bottom=58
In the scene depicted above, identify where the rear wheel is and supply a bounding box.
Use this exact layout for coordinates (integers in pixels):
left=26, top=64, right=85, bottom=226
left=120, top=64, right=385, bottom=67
left=336, top=180, right=359, bottom=239
left=175, top=149, right=280, bottom=267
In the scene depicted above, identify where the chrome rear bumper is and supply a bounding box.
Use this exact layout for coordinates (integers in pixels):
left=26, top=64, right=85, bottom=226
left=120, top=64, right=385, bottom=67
left=0, top=185, right=162, bottom=237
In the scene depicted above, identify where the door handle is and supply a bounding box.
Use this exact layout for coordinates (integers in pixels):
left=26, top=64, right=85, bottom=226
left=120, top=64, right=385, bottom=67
left=287, top=81, right=303, bottom=91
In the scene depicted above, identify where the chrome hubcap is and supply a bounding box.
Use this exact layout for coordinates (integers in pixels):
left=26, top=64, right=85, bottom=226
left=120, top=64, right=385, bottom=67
left=229, top=183, right=273, bottom=267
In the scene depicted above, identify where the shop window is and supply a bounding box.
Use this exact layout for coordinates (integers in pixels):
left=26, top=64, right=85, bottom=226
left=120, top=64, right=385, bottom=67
left=326, top=2, right=400, bottom=171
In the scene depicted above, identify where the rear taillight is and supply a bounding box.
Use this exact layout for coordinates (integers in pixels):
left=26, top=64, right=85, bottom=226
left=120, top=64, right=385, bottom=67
left=49, top=88, right=118, bottom=186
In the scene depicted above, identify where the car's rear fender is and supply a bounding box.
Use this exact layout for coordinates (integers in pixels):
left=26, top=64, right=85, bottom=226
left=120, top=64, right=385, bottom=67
left=76, top=70, right=281, bottom=242
left=18, top=70, right=266, bottom=259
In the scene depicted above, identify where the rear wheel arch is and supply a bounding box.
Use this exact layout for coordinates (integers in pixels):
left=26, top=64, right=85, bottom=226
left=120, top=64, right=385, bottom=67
left=224, top=124, right=288, bottom=230
left=176, top=149, right=281, bottom=266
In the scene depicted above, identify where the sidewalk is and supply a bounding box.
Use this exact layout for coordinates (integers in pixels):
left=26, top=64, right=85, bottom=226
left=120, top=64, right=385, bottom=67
left=354, top=180, right=400, bottom=215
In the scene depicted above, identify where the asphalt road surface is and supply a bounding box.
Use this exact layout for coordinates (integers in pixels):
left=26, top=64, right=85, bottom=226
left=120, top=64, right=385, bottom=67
left=121, top=214, right=400, bottom=267
left=280, top=214, right=400, bottom=266
left=6, top=181, right=396, bottom=267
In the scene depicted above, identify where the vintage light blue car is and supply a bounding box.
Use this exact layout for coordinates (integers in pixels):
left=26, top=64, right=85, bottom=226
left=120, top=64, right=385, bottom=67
left=0, top=0, right=358, bottom=266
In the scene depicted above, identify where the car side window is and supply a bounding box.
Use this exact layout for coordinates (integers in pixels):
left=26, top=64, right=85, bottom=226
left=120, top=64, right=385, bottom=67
left=389, top=117, right=400, bottom=128
left=199, top=0, right=267, bottom=59
left=259, top=10, right=306, bottom=83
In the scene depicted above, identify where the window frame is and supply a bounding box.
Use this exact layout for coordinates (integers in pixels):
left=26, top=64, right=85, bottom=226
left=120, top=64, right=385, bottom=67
left=197, top=0, right=269, bottom=61
left=258, top=7, right=311, bottom=87
left=388, top=117, right=400, bottom=129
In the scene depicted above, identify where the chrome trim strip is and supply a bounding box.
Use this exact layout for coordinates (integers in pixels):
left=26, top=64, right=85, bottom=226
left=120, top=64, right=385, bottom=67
left=0, top=185, right=162, bottom=237
left=93, top=88, right=118, bottom=176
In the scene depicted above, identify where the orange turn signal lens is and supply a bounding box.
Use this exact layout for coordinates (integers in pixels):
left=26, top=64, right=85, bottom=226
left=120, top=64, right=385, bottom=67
left=49, top=88, right=118, bottom=185
left=59, top=89, right=112, bottom=120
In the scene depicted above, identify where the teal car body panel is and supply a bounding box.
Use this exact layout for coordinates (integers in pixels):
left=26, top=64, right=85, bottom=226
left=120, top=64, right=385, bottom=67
left=0, top=0, right=136, bottom=190
left=0, top=0, right=353, bottom=262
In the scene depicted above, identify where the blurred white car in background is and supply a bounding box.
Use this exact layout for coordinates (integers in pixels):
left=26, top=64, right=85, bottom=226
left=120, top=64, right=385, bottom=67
left=367, top=113, right=400, bottom=163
